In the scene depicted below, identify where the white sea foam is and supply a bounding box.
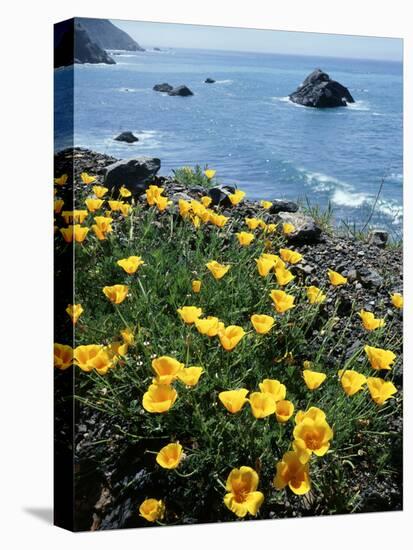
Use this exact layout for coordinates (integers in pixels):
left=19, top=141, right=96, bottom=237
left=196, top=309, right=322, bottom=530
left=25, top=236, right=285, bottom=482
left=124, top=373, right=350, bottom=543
left=332, top=189, right=369, bottom=207
left=347, top=100, right=370, bottom=111
left=117, top=87, right=146, bottom=93
left=214, top=79, right=233, bottom=84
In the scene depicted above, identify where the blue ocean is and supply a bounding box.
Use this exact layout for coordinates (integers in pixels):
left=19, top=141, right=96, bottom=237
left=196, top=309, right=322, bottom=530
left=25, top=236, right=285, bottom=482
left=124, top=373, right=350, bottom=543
left=55, top=47, right=403, bottom=233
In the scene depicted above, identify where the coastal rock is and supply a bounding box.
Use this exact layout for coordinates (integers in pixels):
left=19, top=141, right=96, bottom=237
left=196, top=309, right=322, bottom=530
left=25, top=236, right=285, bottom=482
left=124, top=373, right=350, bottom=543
left=208, top=186, right=236, bottom=207
left=104, top=157, right=161, bottom=194
left=289, top=69, right=355, bottom=108
left=276, top=211, right=322, bottom=243
left=168, top=85, right=194, bottom=97
left=114, top=131, right=139, bottom=143
left=76, top=18, right=145, bottom=51
left=358, top=267, right=384, bottom=288
left=205, top=78, right=216, bottom=83
left=368, top=229, right=389, bottom=248
left=54, top=20, right=116, bottom=68
left=153, top=83, right=173, bottom=93
left=269, top=200, right=299, bottom=215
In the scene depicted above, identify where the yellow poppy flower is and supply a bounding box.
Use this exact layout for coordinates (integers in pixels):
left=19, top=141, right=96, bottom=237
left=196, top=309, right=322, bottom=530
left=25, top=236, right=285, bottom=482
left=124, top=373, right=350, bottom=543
left=275, top=400, right=295, bottom=423
left=177, top=366, right=204, bottom=386
left=156, top=442, right=183, bottom=469
left=191, top=279, right=201, bottom=293
left=390, top=292, right=403, bottom=309
left=365, top=345, right=396, bottom=371
left=102, top=284, right=129, bottom=304
left=249, top=392, right=276, bottom=418
left=117, top=256, right=145, bottom=275
left=260, top=200, right=273, bottom=209
left=306, top=286, right=326, bottom=304
left=328, top=269, right=348, bottom=286
left=146, top=185, right=164, bottom=206
left=218, top=325, right=245, bottom=351
left=282, top=223, right=295, bottom=235
left=359, top=309, right=385, bottom=331
left=218, top=389, right=249, bottom=413
left=92, top=185, right=109, bottom=198
left=279, top=248, right=303, bottom=264
left=191, top=215, right=201, bottom=229
left=269, top=289, right=295, bottom=313
left=338, top=369, right=367, bottom=396
left=178, top=199, right=192, bottom=218
left=295, top=406, right=326, bottom=425
left=177, top=306, right=203, bottom=324
left=236, top=232, right=255, bottom=246
left=273, top=451, right=311, bottom=495
left=261, top=253, right=285, bottom=269
left=201, top=196, right=212, bottom=207
left=155, top=196, right=172, bottom=212
left=54, top=199, right=64, bottom=214
left=245, top=217, right=261, bottom=231
left=255, top=256, right=275, bottom=277
left=108, top=200, right=123, bottom=212
left=293, top=416, right=333, bottom=456
left=152, top=356, right=184, bottom=384
left=94, top=216, right=113, bottom=232
left=366, top=377, right=397, bottom=405
left=258, top=379, right=286, bottom=401
left=54, top=174, right=68, bottom=186
left=65, top=303, right=83, bottom=324
left=85, top=198, right=104, bottom=213
left=224, top=466, right=264, bottom=518
left=120, top=328, right=134, bottom=345
left=303, top=370, right=327, bottom=390
left=195, top=316, right=220, bottom=337
left=61, top=210, right=88, bottom=224
left=60, top=226, right=74, bottom=243
left=250, top=314, right=275, bottom=334
left=119, top=203, right=132, bottom=216
left=119, top=186, right=132, bottom=198
left=80, top=172, right=96, bottom=184
left=204, top=169, right=216, bottom=179
left=142, top=383, right=178, bottom=413
left=206, top=260, right=230, bottom=280
left=264, top=223, right=277, bottom=233
left=275, top=266, right=295, bottom=286
left=139, top=499, right=165, bottom=522
left=54, top=343, right=73, bottom=370
left=92, top=224, right=108, bottom=240
left=209, top=213, right=228, bottom=227
left=228, top=190, right=246, bottom=206
left=74, top=345, right=114, bottom=375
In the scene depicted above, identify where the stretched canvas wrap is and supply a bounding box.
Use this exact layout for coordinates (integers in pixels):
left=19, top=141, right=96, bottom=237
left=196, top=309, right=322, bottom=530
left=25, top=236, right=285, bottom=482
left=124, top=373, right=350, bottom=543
left=54, top=17, right=403, bottom=531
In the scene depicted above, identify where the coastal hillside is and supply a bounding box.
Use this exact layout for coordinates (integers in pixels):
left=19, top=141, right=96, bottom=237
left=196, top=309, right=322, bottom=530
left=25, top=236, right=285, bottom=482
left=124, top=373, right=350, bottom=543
left=54, top=148, right=402, bottom=530
left=77, top=18, right=145, bottom=51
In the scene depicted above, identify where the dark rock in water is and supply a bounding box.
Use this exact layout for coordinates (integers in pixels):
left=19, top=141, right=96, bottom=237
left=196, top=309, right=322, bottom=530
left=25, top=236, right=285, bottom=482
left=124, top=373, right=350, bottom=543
left=289, top=69, right=355, bottom=108
left=368, top=229, right=389, bottom=248
left=205, top=78, right=216, bottom=83
left=54, top=20, right=116, bottom=68
left=114, top=131, right=139, bottom=143
left=208, top=186, right=236, bottom=207
left=276, top=211, right=322, bottom=243
left=154, top=47, right=161, bottom=52
left=153, top=83, right=173, bottom=93
left=104, top=157, right=161, bottom=195
left=76, top=18, right=145, bottom=51
left=168, top=85, right=194, bottom=97
left=269, top=200, right=299, bottom=215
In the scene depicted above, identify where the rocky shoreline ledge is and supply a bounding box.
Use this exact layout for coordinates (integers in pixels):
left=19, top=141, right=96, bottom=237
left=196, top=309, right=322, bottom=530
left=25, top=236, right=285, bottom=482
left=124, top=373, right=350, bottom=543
left=55, top=147, right=402, bottom=529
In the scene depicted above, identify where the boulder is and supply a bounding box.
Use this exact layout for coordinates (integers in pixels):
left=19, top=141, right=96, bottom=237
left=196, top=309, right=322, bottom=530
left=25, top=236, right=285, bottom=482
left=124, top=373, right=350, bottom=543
left=357, top=267, right=384, bottom=289
left=208, top=186, right=236, bottom=207
left=289, top=69, right=355, bottom=108
left=205, top=78, right=216, bottom=83
left=114, top=131, right=139, bottom=144
left=168, top=85, right=194, bottom=97
left=153, top=83, right=173, bottom=92
left=368, top=229, right=389, bottom=248
left=104, top=157, right=161, bottom=195
left=276, top=211, right=322, bottom=243
left=269, top=200, right=299, bottom=215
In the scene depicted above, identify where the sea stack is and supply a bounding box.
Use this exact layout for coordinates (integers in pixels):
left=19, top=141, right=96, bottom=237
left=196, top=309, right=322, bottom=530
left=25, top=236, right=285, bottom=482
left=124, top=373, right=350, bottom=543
left=289, top=69, right=355, bottom=108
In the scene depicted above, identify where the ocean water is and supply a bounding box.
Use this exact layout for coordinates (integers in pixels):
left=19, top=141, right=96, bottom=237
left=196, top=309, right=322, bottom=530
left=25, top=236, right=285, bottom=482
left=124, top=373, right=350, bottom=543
left=54, top=47, right=403, bottom=232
